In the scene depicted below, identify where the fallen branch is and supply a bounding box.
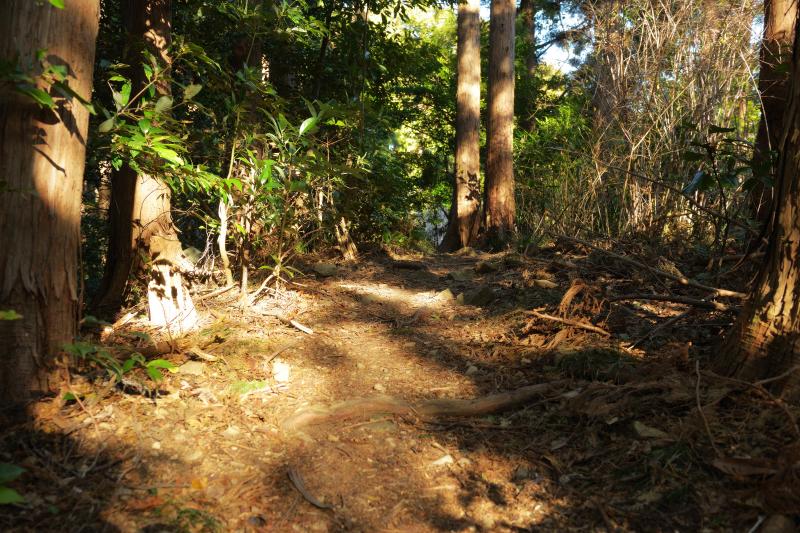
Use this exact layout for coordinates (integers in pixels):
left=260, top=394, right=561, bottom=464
left=195, top=283, right=235, bottom=302
left=630, top=311, right=690, bottom=348
left=608, top=294, right=730, bottom=311
left=261, top=311, right=314, bottom=335
left=287, top=467, right=333, bottom=509
left=559, top=235, right=747, bottom=299
left=528, top=309, right=610, bottom=336
left=282, top=380, right=568, bottom=431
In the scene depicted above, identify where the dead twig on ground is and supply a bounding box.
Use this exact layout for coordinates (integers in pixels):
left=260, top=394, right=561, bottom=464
left=608, top=294, right=730, bottom=311
left=528, top=309, right=610, bottom=336
left=630, top=311, right=691, bottom=348
left=287, top=466, right=334, bottom=510
left=195, top=283, right=235, bottom=302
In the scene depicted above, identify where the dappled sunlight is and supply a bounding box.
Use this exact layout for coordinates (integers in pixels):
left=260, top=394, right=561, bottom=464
left=334, top=279, right=453, bottom=313
left=4, top=0, right=797, bottom=528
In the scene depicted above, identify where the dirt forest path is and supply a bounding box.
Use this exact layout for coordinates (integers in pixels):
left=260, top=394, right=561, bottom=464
left=2, top=244, right=796, bottom=531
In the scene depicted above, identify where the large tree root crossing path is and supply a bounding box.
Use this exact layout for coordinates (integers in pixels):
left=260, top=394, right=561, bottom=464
left=2, top=247, right=797, bottom=531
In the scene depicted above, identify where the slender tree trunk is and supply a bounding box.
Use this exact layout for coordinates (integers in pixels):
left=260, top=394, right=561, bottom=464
left=94, top=0, right=197, bottom=331
left=0, top=0, right=100, bottom=402
left=751, top=0, right=797, bottom=225
left=717, top=15, right=800, bottom=400
left=484, top=0, right=517, bottom=249
left=517, top=0, right=537, bottom=131
left=314, top=1, right=336, bottom=100
left=519, top=0, right=537, bottom=77
left=441, top=0, right=482, bottom=252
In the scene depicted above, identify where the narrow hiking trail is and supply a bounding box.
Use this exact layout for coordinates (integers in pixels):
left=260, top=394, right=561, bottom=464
left=2, top=244, right=797, bottom=531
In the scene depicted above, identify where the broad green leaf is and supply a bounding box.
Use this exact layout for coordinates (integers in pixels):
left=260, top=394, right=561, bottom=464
left=62, top=392, right=78, bottom=401
left=0, top=464, right=25, bottom=485
left=183, top=84, right=202, bottom=101
left=98, top=117, right=115, bottom=133
left=121, top=358, right=136, bottom=373
left=112, top=82, right=131, bottom=110
left=298, top=117, right=318, bottom=136
left=146, top=366, right=164, bottom=382
left=48, top=0, right=65, bottom=8
left=154, top=95, right=173, bottom=114
left=152, top=145, right=184, bottom=165
left=146, top=359, right=177, bottom=372
left=138, top=119, right=152, bottom=134
left=17, top=86, right=54, bottom=108
left=0, top=487, right=24, bottom=505
left=0, top=310, right=22, bottom=320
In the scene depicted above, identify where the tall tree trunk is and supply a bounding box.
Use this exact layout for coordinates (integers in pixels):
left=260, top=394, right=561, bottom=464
left=751, top=0, right=797, bottom=225
left=517, top=0, right=537, bottom=131
left=441, top=0, right=482, bottom=252
left=717, top=13, right=800, bottom=400
left=484, top=0, right=516, bottom=249
left=519, top=0, right=537, bottom=77
left=0, top=1, right=100, bottom=402
left=94, top=0, right=197, bottom=332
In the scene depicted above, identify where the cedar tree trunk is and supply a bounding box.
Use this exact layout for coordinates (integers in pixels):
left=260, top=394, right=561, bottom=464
left=717, top=14, right=800, bottom=400
left=94, top=0, right=197, bottom=332
left=484, top=0, right=516, bottom=249
left=751, top=0, right=797, bottom=224
left=0, top=0, right=100, bottom=402
left=441, top=0, right=482, bottom=251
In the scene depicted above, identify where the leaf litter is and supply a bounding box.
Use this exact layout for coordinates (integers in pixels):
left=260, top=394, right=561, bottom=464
left=0, top=242, right=798, bottom=531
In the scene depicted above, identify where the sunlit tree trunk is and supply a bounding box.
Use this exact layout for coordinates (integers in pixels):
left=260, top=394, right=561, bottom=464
left=751, top=0, right=797, bottom=224
left=717, top=19, right=800, bottom=399
left=441, top=0, right=482, bottom=252
left=0, top=1, right=100, bottom=402
left=94, top=0, right=197, bottom=332
left=484, top=0, right=516, bottom=249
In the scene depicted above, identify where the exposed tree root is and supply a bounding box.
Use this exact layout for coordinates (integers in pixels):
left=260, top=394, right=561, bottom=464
left=282, top=380, right=568, bottom=431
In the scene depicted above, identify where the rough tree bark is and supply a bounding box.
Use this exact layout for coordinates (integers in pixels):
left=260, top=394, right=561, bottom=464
left=441, top=0, right=482, bottom=252
left=484, top=0, right=517, bottom=249
left=751, top=0, right=797, bottom=224
left=0, top=1, right=100, bottom=402
left=519, top=0, right=537, bottom=78
left=94, top=0, right=197, bottom=332
left=717, top=13, right=800, bottom=400
left=517, top=0, right=538, bottom=131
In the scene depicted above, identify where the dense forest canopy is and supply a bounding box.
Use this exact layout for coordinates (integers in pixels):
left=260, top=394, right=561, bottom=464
left=2, top=0, right=800, bottom=530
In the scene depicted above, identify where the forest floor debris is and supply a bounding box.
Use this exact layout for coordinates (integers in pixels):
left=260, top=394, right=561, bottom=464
left=1, top=242, right=798, bottom=531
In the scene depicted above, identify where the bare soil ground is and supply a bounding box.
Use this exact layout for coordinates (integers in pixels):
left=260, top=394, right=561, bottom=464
left=1, top=241, right=798, bottom=532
